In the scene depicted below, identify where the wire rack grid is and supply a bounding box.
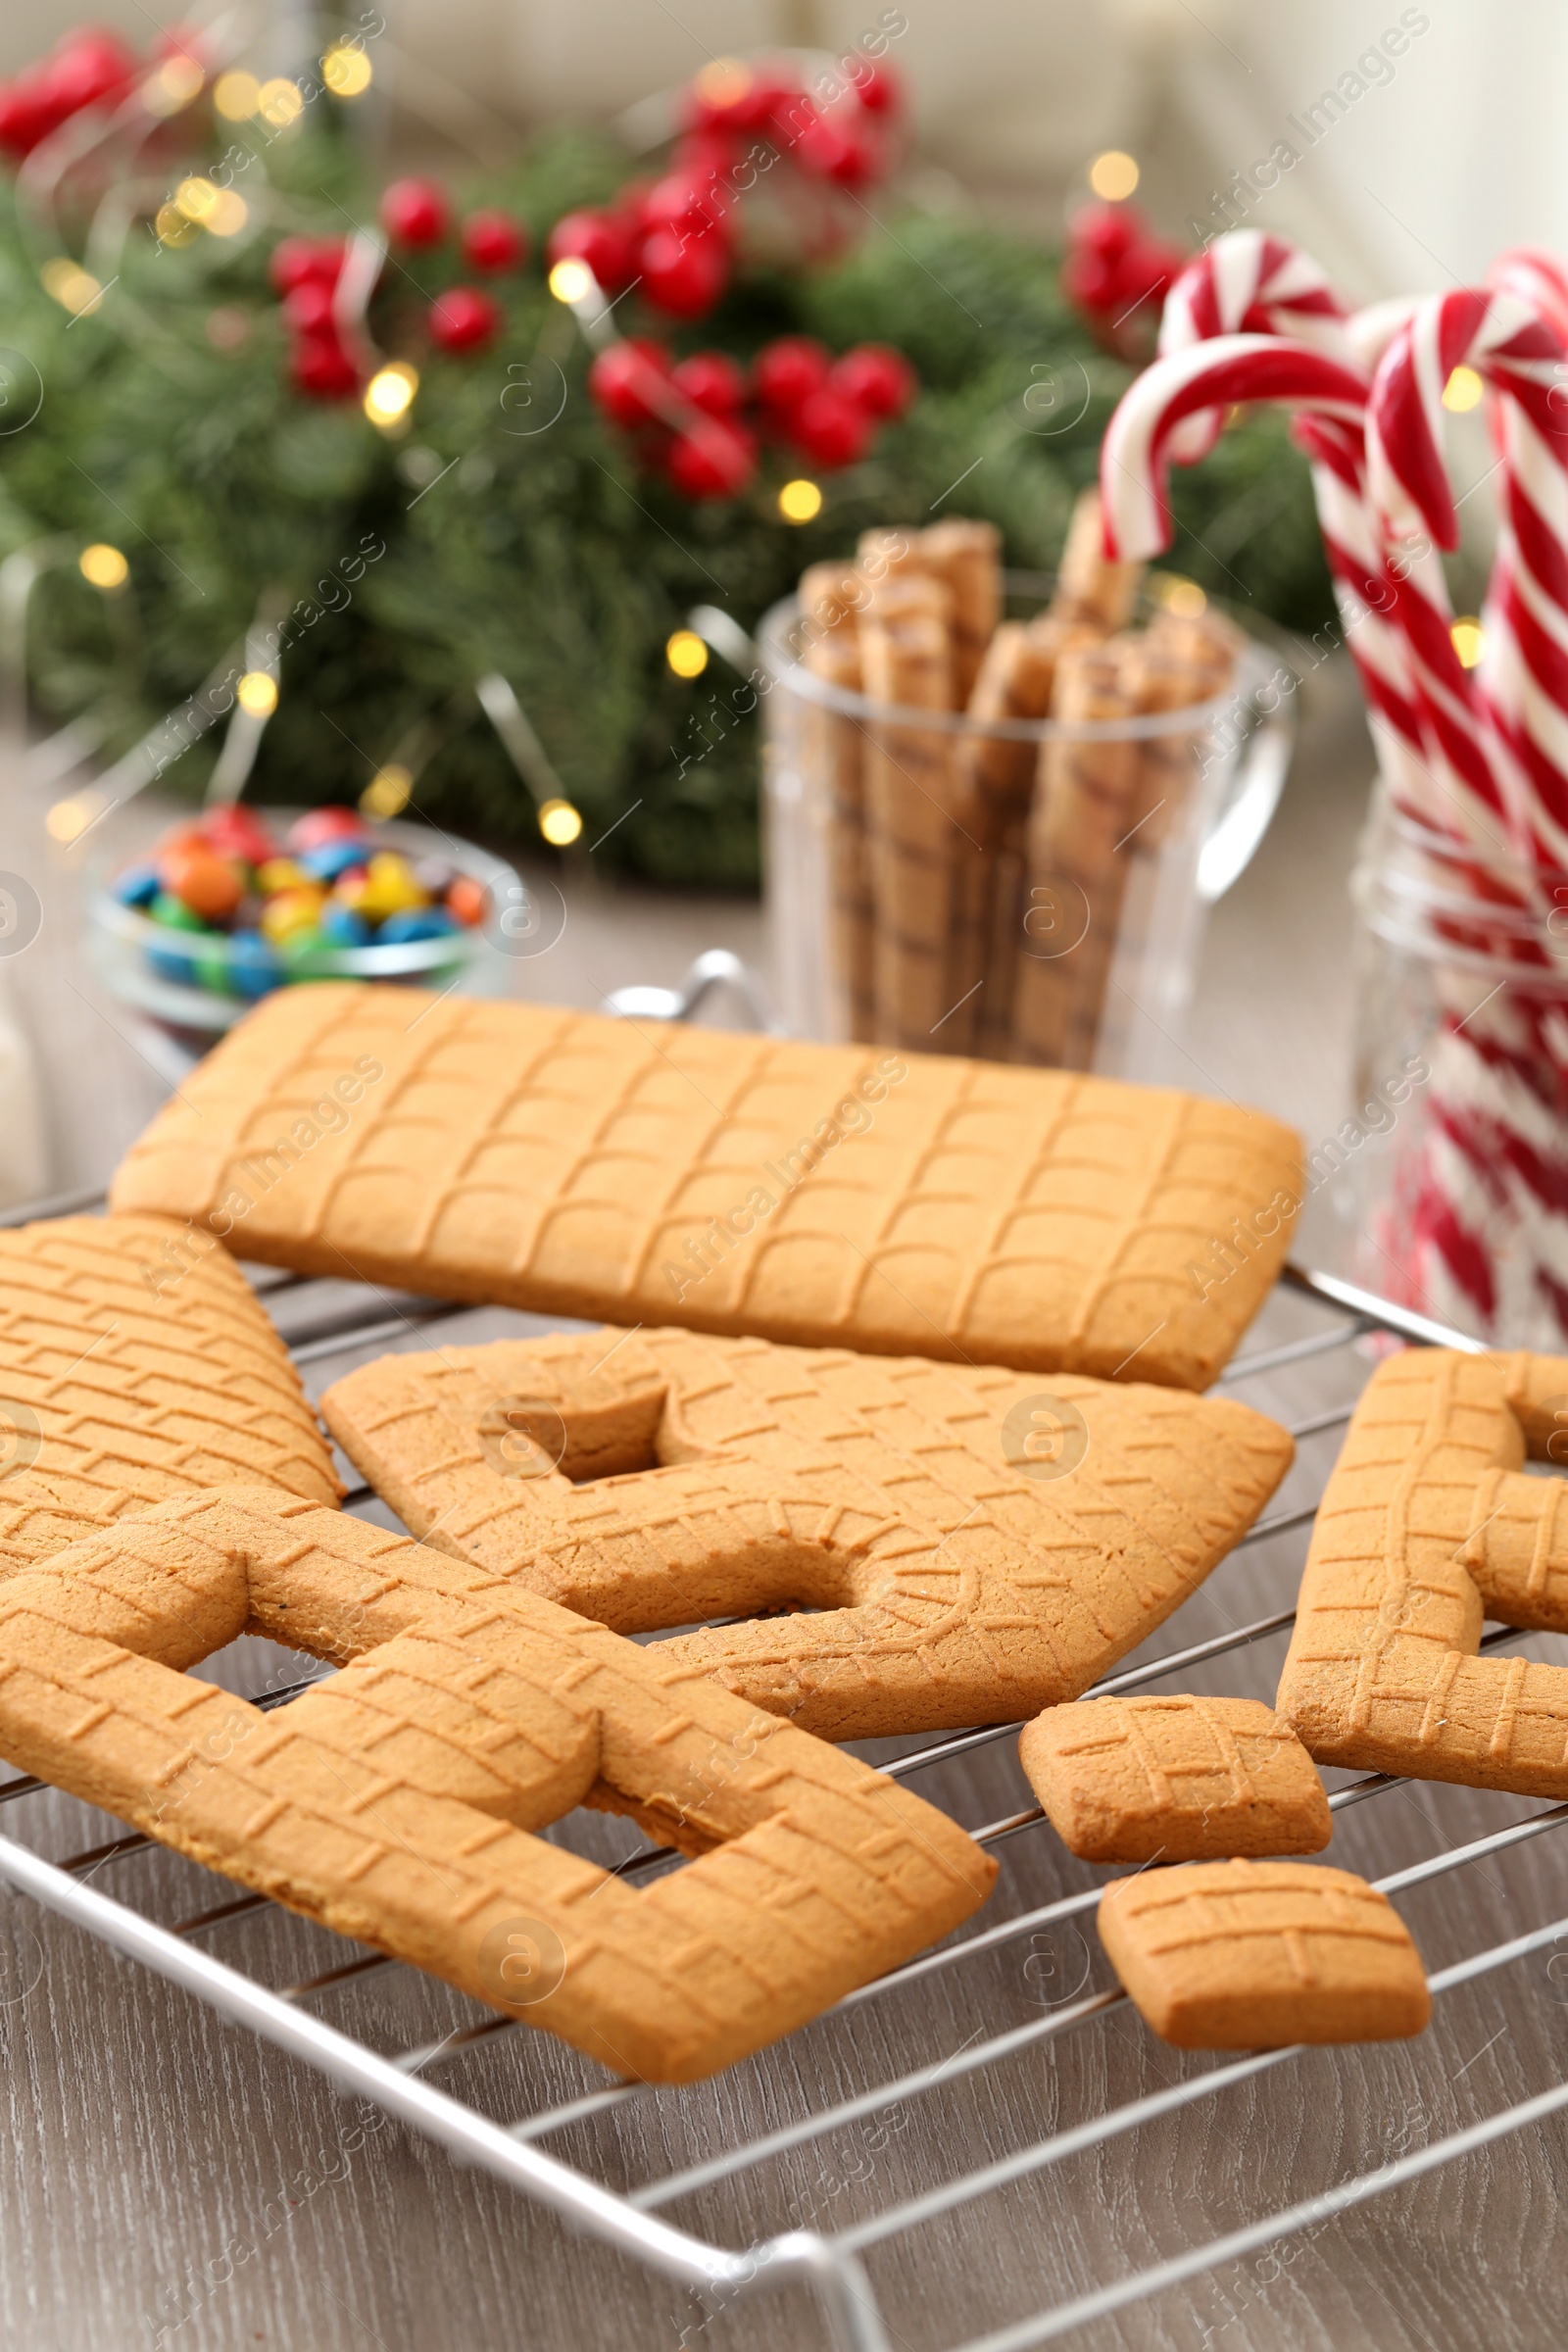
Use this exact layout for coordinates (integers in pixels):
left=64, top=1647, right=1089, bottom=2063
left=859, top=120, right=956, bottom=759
left=3, top=1184, right=1567, bottom=2352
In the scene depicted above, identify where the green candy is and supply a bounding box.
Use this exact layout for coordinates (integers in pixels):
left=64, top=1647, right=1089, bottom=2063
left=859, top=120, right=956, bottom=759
left=149, top=891, right=210, bottom=933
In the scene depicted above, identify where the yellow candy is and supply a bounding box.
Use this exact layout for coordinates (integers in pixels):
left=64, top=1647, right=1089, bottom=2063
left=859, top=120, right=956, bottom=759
left=355, top=850, right=429, bottom=922
left=260, top=885, right=326, bottom=942
left=257, top=857, right=311, bottom=896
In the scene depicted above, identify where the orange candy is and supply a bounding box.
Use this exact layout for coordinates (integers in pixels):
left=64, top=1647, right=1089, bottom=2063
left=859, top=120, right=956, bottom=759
left=446, top=874, right=488, bottom=927
left=160, top=843, right=245, bottom=924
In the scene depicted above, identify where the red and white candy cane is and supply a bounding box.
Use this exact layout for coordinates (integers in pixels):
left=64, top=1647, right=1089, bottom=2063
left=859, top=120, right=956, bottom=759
left=1157, top=231, right=1352, bottom=463
left=1367, top=287, right=1567, bottom=856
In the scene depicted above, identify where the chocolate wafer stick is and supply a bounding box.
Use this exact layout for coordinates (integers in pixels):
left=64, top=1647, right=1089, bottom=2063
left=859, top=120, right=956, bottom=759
left=798, top=563, right=874, bottom=1041
left=859, top=572, right=980, bottom=1051
left=918, top=518, right=1002, bottom=705
left=1053, top=487, right=1144, bottom=632
left=1010, top=640, right=1140, bottom=1069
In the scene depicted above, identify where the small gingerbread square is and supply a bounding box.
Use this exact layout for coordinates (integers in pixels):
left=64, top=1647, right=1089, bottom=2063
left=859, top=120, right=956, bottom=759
left=1098, top=1860, right=1431, bottom=2048
left=1019, top=1694, right=1332, bottom=1863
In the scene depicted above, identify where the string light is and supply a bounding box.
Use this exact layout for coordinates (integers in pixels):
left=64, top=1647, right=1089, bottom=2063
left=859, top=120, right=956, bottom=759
left=154, top=204, right=198, bottom=249
left=365, top=364, right=417, bottom=426
left=538, top=798, right=583, bottom=847
left=1443, top=366, right=1484, bottom=414
left=548, top=259, right=592, bottom=304
left=257, top=78, right=303, bottom=129
left=1088, top=150, right=1140, bottom=202
left=778, top=478, right=823, bottom=523
left=665, top=629, right=709, bottom=678
left=142, top=54, right=203, bottom=117
left=322, top=45, right=373, bottom=97
left=236, top=671, right=278, bottom=717
left=205, top=191, right=248, bottom=237
left=1161, top=577, right=1207, bottom=618
left=213, top=71, right=260, bottom=121
left=1450, top=616, right=1485, bottom=668
left=361, top=764, right=412, bottom=818
left=79, top=544, right=128, bottom=590
left=40, top=259, right=103, bottom=317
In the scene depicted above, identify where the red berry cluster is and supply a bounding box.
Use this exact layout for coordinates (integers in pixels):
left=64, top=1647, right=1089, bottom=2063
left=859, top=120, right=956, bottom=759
left=547, top=53, right=901, bottom=323
left=1061, top=202, right=1188, bottom=361
left=587, top=333, right=916, bottom=501
left=275, top=181, right=530, bottom=400
left=0, top=24, right=142, bottom=157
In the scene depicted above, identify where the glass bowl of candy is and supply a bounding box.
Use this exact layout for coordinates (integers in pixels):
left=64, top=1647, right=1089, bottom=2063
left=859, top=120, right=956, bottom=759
left=91, top=804, right=530, bottom=1042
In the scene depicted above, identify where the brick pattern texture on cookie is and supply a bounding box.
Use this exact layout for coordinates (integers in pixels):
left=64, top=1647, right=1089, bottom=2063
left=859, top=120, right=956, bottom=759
left=0, top=1214, right=340, bottom=1575
left=1097, top=1860, right=1431, bottom=2047
left=0, top=1487, right=994, bottom=2082
left=107, top=983, right=1304, bottom=1390
left=1019, top=1694, right=1332, bottom=1862
left=318, top=1325, right=1294, bottom=1740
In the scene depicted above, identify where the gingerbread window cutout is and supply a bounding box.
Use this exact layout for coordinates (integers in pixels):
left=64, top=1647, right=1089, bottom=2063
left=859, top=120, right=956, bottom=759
left=320, top=1326, right=1293, bottom=1741
left=1279, top=1348, right=1568, bottom=1793
left=0, top=1215, right=340, bottom=1577
left=0, top=1487, right=993, bottom=2082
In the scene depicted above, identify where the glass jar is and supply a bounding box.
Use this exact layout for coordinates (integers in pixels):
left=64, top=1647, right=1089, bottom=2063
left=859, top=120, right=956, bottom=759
left=759, top=573, right=1297, bottom=1079
left=1346, top=789, right=1568, bottom=1347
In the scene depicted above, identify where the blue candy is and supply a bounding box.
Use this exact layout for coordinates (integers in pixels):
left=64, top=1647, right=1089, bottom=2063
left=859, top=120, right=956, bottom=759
left=318, top=904, right=372, bottom=948
left=145, top=943, right=197, bottom=986
left=227, top=929, right=283, bottom=1000
left=377, top=908, right=461, bottom=944
left=112, top=860, right=161, bottom=908
left=300, top=838, right=371, bottom=883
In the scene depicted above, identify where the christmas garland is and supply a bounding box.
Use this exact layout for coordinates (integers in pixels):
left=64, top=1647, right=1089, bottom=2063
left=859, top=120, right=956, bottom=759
left=0, top=24, right=1334, bottom=887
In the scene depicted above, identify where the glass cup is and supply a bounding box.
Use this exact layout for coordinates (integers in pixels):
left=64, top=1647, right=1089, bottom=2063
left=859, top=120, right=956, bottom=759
left=759, top=572, right=1296, bottom=1078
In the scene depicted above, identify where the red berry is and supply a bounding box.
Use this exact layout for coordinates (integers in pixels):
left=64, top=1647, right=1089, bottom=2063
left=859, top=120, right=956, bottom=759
left=684, top=63, right=792, bottom=135
left=428, top=286, right=502, bottom=354
left=669, top=351, right=747, bottom=416
left=546, top=208, right=638, bottom=295
left=270, top=237, right=345, bottom=296
left=665, top=418, right=756, bottom=500
left=639, top=225, right=729, bottom=319
left=283, top=280, right=337, bottom=336
left=641, top=169, right=733, bottom=244
left=461, top=209, right=529, bottom=272
left=830, top=343, right=916, bottom=419
left=850, top=61, right=901, bottom=115
left=379, top=176, right=451, bottom=250
left=1075, top=203, right=1135, bottom=259
left=794, top=110, right=877, bottom=186
left=753, top=335, right=831, bottom=415
left=789, top=387, right=873, bottom=469
left=290, top=336, right=359, bottom=400
left=42, top=30, right=138, bottom=117
left=587, top=339, right=672, bottom=429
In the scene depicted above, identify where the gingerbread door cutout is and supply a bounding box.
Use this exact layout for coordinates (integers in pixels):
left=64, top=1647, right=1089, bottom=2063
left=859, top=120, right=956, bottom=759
left=1280, top=1348, right=1568, bottom=1793
left=0, top=1489, right=992, bottom=2082
left=321, top=1326, right=1293, bottom=1740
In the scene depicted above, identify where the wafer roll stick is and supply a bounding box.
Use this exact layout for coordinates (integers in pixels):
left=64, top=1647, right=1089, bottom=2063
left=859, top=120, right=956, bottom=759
left=1053, top=488, right=1145, bottom=631
left=965, top=614, right=1102, bottom=1058
left=1126, top=609, right=1241, bottom=852
left=859, top=573, right=974, bottom=1050
left=798, top=563, right=875, bottom=1040
left=918, top=518, right=1003, bottom=705
left=1011, top=642, right=1140, bottom=1069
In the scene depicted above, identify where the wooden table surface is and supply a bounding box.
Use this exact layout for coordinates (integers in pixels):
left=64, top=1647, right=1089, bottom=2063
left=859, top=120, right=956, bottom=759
left=5, top=661, right=1566, bottom=2352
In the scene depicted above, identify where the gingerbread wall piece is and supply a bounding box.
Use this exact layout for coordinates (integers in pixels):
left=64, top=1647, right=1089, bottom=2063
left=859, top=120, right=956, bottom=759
left=1098, top=1860, right=1430, bottom=2048
left=1278, top=1347, right=1568, bottom=1792
left=1019, top=1694, right=1331, bottom=1862
left=0, top=1487, right=993, bottom=2083
left=0, top=1214, right=340, bottom=1576
left=107, top=982, right=1304, bottom=1390
left=319, top=1325, right=1293, bottom=1740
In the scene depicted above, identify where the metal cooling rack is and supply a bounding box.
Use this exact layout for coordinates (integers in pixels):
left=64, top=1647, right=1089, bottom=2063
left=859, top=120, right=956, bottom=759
left=3, top=1186, right=1567, bottom=2352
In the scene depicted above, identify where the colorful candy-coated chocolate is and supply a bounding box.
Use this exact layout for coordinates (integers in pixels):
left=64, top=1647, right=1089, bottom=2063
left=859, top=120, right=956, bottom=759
left=287, top=807, right=369, bottom=853
left=145, top=942, right=198, bottom=987
left=201, top=807, right=276, bottom=866
left=256, top=858, right=312, bottom=897
left=356, top=852, right=429, bottom=921
left=111, top=861, right=161, bottom=908
left=149, top=891, right=211, bottom=934
left=301, top=838, right=370, bottom=884
left=160, top=844, right=245, bottom=923
left=260, top=886, right=328, bottom=942
left=227, top=930, right=283, bottom=999
left=377, top=907, right=461, bottom=944
left=445, top=874, right=488, bottom=927
left=413, top=856, right=458, bottom=897
left=318, top=904, right=372, bottom=948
